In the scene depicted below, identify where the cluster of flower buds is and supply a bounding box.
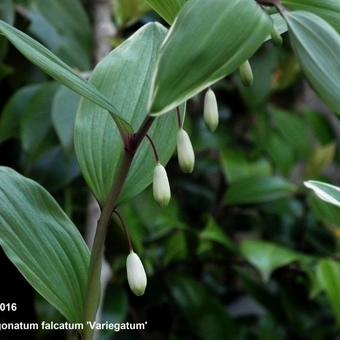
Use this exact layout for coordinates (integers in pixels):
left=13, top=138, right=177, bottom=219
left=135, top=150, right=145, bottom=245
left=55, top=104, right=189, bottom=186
left=151, top=87, right=222, bottom=209
left=126, top=39, right=291, bottom=294
left=126, top=56, right=265, bottom=296
left=126, top=251, right=147, bottom=296
left=151, top=128, right=196, bottom=207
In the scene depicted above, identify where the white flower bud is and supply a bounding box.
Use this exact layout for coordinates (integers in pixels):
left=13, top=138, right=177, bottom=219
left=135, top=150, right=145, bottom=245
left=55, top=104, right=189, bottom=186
left=203, top=89, right=219, bottom=132
left=239, top=60, right=253, bottom=87
left=126, top=251, right=147, bottom=296
left=177, top=129, right=195, bottom=173
left=153, top=163, right=171, bottom=207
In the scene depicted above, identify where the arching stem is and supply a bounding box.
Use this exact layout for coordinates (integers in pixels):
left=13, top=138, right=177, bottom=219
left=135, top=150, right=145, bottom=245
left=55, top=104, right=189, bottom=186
left=113, top=210, right=133, bottom=252
left=146, top=134, right=160, bottom=162
left=83, top=115, right=155, bottom=340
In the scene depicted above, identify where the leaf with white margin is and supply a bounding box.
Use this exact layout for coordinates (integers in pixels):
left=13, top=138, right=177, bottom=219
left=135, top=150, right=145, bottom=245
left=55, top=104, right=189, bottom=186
left=150, top=0, right=272, bottom=115
left=305, top=180, right=340, bottom=208
left=285, top=11, right=340, bottom=114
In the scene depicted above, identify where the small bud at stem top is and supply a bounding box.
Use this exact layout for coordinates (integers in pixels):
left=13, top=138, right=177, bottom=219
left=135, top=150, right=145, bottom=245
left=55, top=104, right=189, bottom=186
left=204, top=89, right=219, bottom=132
left=239, top=60, right=254, bottom=87
left=153, top=163, right=171, bottom=207
left=126, top=251, right=147, bottom=296
left=177, top=129, right=195, bottom=173
left=271, top=26, right=283, bottom=46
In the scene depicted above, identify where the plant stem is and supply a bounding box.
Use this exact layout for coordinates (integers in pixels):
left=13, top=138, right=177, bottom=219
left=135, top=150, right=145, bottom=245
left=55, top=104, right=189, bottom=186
left=85, top=1, right=117, bottom=339
left=133, top=117, right=155, bottom=148
left=256, top=0, right=279, bottom=6
left=256, top=0, right=287, bottom=16
left=83, top=154, right=132, bottom=339
left=176, top=107, right=182, bottom=128
left=113, top=210, right=133, bottom=252
left=146, top=134, right=160, bottom=162
left=83, top=116, right=155, bottom=340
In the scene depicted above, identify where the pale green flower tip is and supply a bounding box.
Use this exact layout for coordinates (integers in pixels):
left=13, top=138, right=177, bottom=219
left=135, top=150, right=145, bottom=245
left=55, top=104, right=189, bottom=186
left=153, top=163, right=171, bottom=207
left=239, top=60, right=253, bottom=87
left=271, top=26, right=283, bottom=46
left=126, top=251, right=147, bottom=296
left=177, top=129, right=195, bottom=173
left=203, top=88, right=219, bottom=132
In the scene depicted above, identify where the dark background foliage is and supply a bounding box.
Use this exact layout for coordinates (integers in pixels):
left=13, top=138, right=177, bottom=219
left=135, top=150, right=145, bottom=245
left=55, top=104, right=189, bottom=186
left=1, top=0, right=340, bottom=339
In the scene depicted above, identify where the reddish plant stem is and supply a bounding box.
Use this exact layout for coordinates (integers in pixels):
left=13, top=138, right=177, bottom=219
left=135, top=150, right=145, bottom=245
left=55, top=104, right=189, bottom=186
left=256, top=0, right=287, bottom=16
left=176, top=107, right=182, bottom=128
left=131, top=117, right=155, bottom=151
left=113, top=210, right=133, bottom=252
left=84, top=116, right=155, bottom=340
left=146, top=134, right=160, bottom=162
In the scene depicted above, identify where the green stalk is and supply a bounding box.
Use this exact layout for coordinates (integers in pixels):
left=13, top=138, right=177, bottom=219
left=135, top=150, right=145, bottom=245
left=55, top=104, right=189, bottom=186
left=83, top=116, right=154, bottom=340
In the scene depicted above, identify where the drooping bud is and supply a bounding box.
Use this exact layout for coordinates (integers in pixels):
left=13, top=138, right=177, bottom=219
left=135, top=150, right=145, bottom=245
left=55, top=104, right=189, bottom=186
left=271, top=26, right=283, bottom=46
left=203, top=89, right=219, bottom=132
left=153, top=163, right=171, bottom=207
left=177, top=129, right=195, bottom=173
left=239, top=60, right=253, bottom=87
left=126, top=251, right=147, bottom=296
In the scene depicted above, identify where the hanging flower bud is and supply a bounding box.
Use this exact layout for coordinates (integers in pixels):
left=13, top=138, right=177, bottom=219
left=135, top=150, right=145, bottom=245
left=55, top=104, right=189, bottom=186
left=126, top=251, right=147, bottom=296
left=153, top=163, right=171, bottom=207
left=271, top=26, right=283, bottom=46
left=203, top=89, right=219, bottom=132
left=177, top=129, right=195, bottom=173
left=239, top=60, right=253, bottom=87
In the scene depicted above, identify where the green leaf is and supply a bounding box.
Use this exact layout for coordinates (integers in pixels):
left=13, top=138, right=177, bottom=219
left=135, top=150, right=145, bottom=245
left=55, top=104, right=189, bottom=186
left=167, top=274, right=238, bottom=338
left=265, top=134, right=295, bottom=175
left=305, top=143, right=336, bottom=178
left=237, top=47, right=279, bottom=108
left=305, top=110, right=334, bottom=145
left=75, top=23, right=178, bottom=204
left=317, top=259, right=340, bottom=319
left=145, top=0, right=186, bottom=24
left=271, top=109, right=312, bottom=159
left=285, top=11, right=340, bottom=114
left=163, top=231, right=188, bottom=265
left=199, top=218, right=236, bottom=252
left=0, top=0, right=14, bottom=24
left=221, top=149, right=272, bottom=184
left=308, top=194, right=340, bottom=228
left=225, top=177, right=296, bottom=205
left=151, top=0, right=271, bottom=115
left=30, top=147, right=80, bottom=192
left=32, top=0, right=91, bottom=48
left=305, top=180, right=340, bottom=208
left=27, top=0, right=92, bottom=70
left=0, top=83, right=42, bottom=142
left=283, top=0, right=340, bottom=33
left=0, top=20, right=131, bottom=134
left=52, top=86, right=80, bottom=152
left=20, top=82, right=58, bottom=154
left=113, top=0, right=150, bottom=27
left=241, top=240, right=301, bottom=281
left=0, top=167, right=89, bottom=323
